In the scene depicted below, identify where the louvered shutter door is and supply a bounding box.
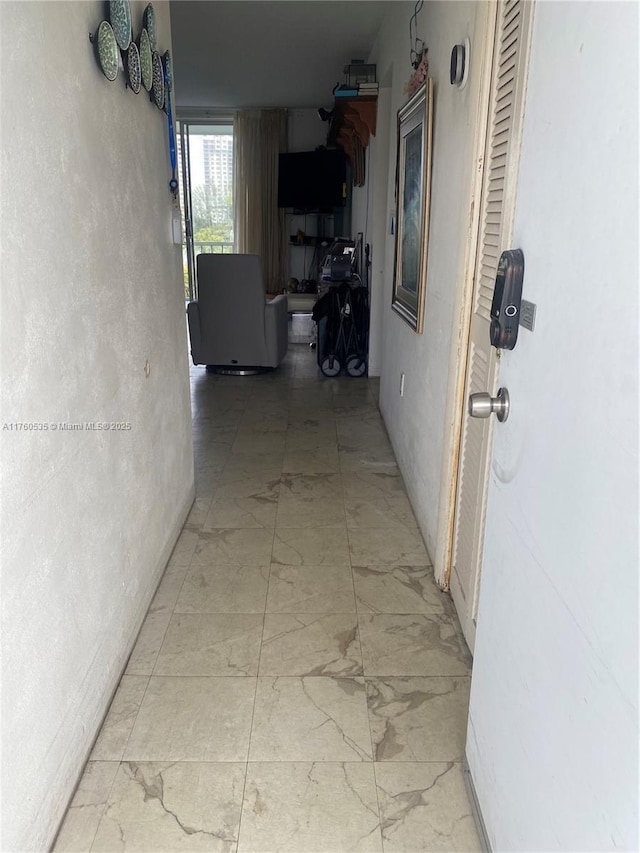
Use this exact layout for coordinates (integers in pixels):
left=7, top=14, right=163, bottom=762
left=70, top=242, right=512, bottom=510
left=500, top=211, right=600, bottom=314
left=475, top=0, right=523, bottom=321
left=451, top=0, right=531, bottom=650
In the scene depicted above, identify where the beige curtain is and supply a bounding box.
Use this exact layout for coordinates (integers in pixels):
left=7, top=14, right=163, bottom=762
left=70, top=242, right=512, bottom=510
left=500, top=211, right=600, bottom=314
left=234, top=109, right=288, bottom=294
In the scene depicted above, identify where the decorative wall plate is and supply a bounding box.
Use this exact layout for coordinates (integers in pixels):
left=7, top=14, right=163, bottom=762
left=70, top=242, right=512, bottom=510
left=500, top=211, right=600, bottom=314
left=151, top=50, right=164, bottom=109
left=143, top=4, right=157, bottom=51
left=139, top=28, right=152, bottom=91
left=96, top=20, right=119, bottom=81
left=125, top=40, right=141, bottom=93
left=162, top=50, right=172, bottom=111
left=109, top=0, right=131, bottom=51
left=162, top=50, right=172, bottom=90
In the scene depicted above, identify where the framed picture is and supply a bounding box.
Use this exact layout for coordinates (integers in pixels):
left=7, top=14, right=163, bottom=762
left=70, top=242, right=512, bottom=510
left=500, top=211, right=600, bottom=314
left=392, top=79, right=434, bottom=333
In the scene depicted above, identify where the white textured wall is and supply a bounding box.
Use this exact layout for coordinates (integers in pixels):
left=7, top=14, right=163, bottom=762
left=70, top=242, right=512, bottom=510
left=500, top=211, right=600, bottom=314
left=287, top=108, right=326, bottom=153
left=362, top=1, right=486, bottom=557
left=0, top=3, right=194, bottom=850
left=467, top=2, right=639, bottom=849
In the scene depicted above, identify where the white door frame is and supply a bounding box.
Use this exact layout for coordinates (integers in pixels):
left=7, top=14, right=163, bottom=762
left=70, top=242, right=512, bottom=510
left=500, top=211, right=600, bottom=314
left=434, top=0, right=536, bottom=592
left=433, top=1, right=498, bottom=589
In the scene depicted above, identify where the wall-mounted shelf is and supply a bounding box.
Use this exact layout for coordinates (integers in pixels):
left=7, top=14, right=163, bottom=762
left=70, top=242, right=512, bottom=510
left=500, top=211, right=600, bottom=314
left=331, top=97, right=377, bottom=145
left=328, top=96, right=377, bottom=186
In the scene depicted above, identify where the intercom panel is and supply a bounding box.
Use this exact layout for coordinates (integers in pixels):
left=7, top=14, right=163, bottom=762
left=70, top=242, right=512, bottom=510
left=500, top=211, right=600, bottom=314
left=490, top=249, right=525, bottom=350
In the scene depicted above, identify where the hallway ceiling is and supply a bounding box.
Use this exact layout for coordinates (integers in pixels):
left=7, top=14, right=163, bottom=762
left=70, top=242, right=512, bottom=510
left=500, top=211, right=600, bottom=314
left=169, top=1, right=394, bottom=111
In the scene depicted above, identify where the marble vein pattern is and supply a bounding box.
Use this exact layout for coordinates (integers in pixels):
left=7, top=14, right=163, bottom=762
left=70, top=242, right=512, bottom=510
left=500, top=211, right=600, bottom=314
left=124, top=676, right=255, bottom=762
left=249, top=677, right=373, bottom=761
left=359, top=613, right=472, bottom=676
left=259, top=613, right=362, bottom=676
left=348, top=527, right=430, bottom=568
left=366, top=677, right=471, bottom=762
left=272, top=527, right=351, bottom=567
left=278, top=472, right=344, bottom=500
left=341, top=472, right=409, bottom=502
left=54, top=346, right=478, bottom=853
left=90, top=676, right=149, bottom=761
left=52, top=761, right=119, bottom=852
left=191, top=529, right=274, bottom=567
left=282, top=446, right=341, bottom=474
left=175, top=564, right=270, bottom=614
left=375, top=762, right=482, bottom=851
left=91, top=762, right=245, bottom=852
left=154, top=613, right=263, bottom=676
left=353, top=565, right=454, bottom=617
left=276, top=495, right=347, bottom=528
left=338, top=444, right=399, bottom=474
left=266, top=563, right=356, bottom=613
left=344, top=495, right=417, bottom=529
left=238, top=762, right=383, bottom=852
left=220, top=460, right=283, bottom=484
left=202, top=489, right=279, bottom=529
left=286, top=413, right=337, bottom=434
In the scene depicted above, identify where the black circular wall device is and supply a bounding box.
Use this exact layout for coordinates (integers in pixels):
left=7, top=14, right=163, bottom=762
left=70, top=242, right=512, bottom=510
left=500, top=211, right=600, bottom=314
left=450, top=38, right=470, bottom=89
left=450, top=44, right=464, bottom=85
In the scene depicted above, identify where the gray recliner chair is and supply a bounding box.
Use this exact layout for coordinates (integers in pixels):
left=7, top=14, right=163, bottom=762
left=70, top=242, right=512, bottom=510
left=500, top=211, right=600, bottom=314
left=187, top=254, right=288, bottom=372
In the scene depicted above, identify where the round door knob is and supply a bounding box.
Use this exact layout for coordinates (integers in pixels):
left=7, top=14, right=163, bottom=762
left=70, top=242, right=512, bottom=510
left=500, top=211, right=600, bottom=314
left=468, top=387, right=510, bottom=422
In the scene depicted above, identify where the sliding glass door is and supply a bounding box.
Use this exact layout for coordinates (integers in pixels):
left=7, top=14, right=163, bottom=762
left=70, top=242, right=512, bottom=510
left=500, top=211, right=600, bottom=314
left=177, top=121, right=234, bottom=300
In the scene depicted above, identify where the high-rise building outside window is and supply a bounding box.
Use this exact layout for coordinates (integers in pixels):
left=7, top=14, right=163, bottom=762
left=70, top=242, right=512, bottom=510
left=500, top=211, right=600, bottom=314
left=177, top=123, right=234, bottom=300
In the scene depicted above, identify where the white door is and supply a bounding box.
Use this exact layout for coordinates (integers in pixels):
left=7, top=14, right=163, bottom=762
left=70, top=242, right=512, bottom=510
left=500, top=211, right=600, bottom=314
left=450, top=0, right=534, bottom=651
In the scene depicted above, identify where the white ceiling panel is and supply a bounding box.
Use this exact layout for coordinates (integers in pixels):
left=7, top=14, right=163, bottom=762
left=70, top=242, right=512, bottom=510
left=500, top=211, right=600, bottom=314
left=170, top=1, right=395, bottom=110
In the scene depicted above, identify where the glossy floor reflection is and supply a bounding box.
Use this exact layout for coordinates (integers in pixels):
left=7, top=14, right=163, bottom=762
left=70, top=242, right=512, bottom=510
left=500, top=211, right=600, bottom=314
left=54, top=344, right=480, bottom=853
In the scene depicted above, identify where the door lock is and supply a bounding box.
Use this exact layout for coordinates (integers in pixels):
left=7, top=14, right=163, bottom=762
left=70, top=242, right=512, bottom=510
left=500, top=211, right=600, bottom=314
left=468, top=387, right=510, bottom=422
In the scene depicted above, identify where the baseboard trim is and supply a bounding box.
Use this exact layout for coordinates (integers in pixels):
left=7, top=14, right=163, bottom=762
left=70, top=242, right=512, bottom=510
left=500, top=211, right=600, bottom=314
left=464, top=760, right=492, bottom=853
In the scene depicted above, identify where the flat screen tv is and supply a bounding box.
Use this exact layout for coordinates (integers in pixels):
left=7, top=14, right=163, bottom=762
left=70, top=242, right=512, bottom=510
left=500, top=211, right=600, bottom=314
left=278, top=149, right=347, bottom=212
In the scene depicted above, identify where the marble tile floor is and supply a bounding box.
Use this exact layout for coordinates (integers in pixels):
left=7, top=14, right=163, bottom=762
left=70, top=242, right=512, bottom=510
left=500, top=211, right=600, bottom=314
left=54, top=344, right=480, bottom=853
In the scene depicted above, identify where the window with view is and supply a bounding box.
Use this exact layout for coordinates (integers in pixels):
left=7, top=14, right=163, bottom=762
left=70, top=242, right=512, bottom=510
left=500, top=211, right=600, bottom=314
left=177, top=123, right=234, bottom=300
